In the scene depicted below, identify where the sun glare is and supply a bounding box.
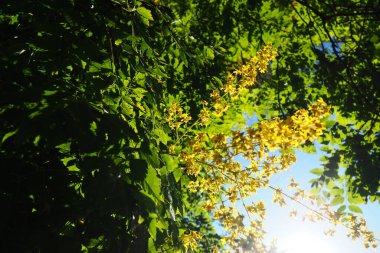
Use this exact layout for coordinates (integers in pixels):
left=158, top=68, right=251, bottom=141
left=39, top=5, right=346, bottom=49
left=282, top=233, right=334, bottom=253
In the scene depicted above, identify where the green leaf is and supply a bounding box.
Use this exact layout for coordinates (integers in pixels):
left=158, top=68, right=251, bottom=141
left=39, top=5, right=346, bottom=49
left=149, top=218, right=157, bottom=240
left=330, top=187, right=344, bottom=196
left=81, top=60, right=87, bottom=69
left=114, top=39, right=123, bottom=46
left=162, top=154, right=178, bottom=173
left=33, top=135, right=41, bottom=146
left=137, top=7, right=153, bottom=26
left=56, top=142, right=71, bottom=154
left=141, top=142, right=160, bottom=168
left=348, top=195, right=365, bottom=204
left=2, top=129, right=18, bottom=143
left=306, top=145, right=317, bottom=153
left=324, top=120, right=335, bottom=129
left=172, top=167, right=182, bottom=182
left=310, top=168, right=323, bottom=176
left=156, top=218, right=167, bottom=231
left=89, top=121, right=97, bottom=135
left=132, top=87, right=147, bottom=102
left=61, top=157, right=74, bottom=166
left=320, top=145, right=332, bottom=152
left=348, top=205, right=363, bottom=214
left=144, top=166, right=162, bottom=200
left=43, top=90, right=58, bottom=96
left=330, top=195, right=344, bottom=206
left=204, top=46, right=215, bottom=60
left=67, top=165, right=80, bottom=172
left=337, top=205, right=346, bottom=214
left=148, top=238, right=157, bottom=253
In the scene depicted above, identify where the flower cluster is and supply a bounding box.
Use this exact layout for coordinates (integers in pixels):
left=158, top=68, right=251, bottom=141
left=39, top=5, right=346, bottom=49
left=223, top=44, right=277, bottom=99
left=180, top=231, right=202, bottom=251
left=254, top=97, right=330, bottom=150
left=178, top=99, right=330, bottom=251
left=196, top=44, right=278, bottom=129
left=346, top=215, right=377, bottom=248
left=165, top=44, right=376, bottom=252
left=166, top=45, right=334, bottom=251
left=165, top=46, right=279, bottom=251
left=166, top=102, right=192, bottom=129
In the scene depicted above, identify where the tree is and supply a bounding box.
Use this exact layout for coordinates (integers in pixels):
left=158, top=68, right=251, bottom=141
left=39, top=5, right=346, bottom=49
left=164, top=0, right=380, bottom=212
left=1, top=0, right=378, bottom=252
left=0, top=1, right=195, bottom=251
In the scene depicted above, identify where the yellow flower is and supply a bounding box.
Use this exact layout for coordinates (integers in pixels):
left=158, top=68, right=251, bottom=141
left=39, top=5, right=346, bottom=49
left=166, top=102, right=192, bottom=129
left=199, top=108, right=211, bottom=126
left=180, top=231, right=202, bottom=251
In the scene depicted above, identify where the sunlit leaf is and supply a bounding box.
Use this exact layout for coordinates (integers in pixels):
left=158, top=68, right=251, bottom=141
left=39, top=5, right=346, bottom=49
left=330, top=195, right=344, bottom=206
left=348, top=205, right=363, bottom=214
left=310, top=168, right=323, bottom=176
left=137, top=7, right=153, bottom=26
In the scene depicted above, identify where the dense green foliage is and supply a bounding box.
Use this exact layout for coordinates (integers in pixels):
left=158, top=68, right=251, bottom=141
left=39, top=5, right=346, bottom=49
left=0, top=1, right=222, bottom=251
left=1, top=0, right=379, bottom=252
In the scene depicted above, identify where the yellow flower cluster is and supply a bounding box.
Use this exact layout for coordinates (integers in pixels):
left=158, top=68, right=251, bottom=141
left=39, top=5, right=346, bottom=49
left=223, top=44, right=277, bottom=99
left=179, top=152, right=201, bottom=176
left=187, top=45, right=278, bottom=132
left=177, top=99, right=330, bottom=251
left=199, top=107, right=211, bottom=126
left=346, top=215, right=377, bottom=248
left=210, top=90, right=229, bottom=118
left=166, top=102, right=192, bottom=129
left=166, top=45, right=277, bottom=131
left=180, top=231, right=202, bottom=251
left=254, top=97, right=330, bottom=150
left=246, top=201, right=266, bottom=219
left=272, top=189, right=286, bottom=207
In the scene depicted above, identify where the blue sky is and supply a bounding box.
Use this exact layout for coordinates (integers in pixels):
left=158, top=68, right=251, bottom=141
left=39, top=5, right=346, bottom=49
left=258, top=148, right=380, bottom=253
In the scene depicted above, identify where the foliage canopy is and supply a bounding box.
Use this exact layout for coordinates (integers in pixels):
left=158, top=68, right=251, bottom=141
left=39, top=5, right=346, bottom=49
left=1, top=0, right=379, bottom=252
